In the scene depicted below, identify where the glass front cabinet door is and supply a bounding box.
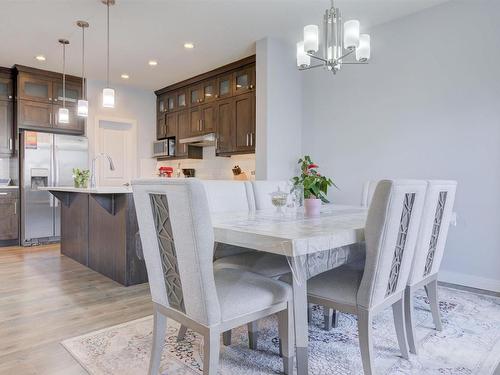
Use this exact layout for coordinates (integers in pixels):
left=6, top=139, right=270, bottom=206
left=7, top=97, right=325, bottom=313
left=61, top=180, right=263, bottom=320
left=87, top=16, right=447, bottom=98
left=18, top=74, right=53, bottom=103
left=233, top=67, right=255, bottom=95
left=217, top=74, right=232, bottom=99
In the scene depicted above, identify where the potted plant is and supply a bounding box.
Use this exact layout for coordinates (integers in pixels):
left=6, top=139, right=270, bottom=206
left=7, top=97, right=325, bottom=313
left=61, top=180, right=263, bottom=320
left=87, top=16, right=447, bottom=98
left=72, top=168, right=90, bottom=189
left=292, top=156, right=336, bottom=216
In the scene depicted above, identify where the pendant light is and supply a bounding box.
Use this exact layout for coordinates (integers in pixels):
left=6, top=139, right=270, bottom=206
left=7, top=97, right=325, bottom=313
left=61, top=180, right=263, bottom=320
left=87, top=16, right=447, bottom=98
left=102, top=0, right=115, bottom=108
left=58, top=39, right=70, bottom=124
left=77, top=21, right=89, bottom=117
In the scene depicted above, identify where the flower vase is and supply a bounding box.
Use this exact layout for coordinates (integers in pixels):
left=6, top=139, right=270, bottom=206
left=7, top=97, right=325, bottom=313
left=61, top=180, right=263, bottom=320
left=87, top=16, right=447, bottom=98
left=304, top=198, right=321, bottom=217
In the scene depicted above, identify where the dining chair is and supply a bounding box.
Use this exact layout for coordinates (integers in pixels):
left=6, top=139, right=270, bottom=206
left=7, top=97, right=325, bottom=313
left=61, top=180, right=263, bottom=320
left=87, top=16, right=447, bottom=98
left=302, top=180, right=427, bottom=375
left=210, top=180, right=293, bottom=348
left=404, top=180, right=457, bottom=354
left=132, top=178, right=295, bottom=375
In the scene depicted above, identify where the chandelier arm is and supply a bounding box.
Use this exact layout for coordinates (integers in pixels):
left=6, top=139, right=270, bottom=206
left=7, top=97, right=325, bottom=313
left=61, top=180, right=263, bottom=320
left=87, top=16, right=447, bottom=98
left=307, top=53, right=329, bottom=63
left=336, top=48, right=355, bottom=62
left=299, top=64, right=324, bottom=71
left=341, top=62, right=369, bottom=65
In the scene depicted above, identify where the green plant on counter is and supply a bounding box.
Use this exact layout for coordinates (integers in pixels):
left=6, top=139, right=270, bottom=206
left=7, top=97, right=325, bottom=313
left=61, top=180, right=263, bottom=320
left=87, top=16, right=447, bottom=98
left=72, top=168, right=90, bottom=189
left=292, top=155, right=337, bottom=203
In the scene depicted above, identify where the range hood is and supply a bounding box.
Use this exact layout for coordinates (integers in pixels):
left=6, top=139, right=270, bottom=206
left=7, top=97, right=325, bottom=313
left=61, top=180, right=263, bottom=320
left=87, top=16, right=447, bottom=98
left=179, top=133, right=216, bottom=147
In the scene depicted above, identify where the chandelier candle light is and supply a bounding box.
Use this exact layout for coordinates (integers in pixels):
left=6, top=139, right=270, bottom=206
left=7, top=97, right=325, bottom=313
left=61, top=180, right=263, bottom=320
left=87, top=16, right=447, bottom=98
left=58, top=39, right=70, bottom=124
left=77, top=21, right=89, bottom=117
left=102, top=0, right=115, bottom=108
left=297, top=0, right=371, bottom=73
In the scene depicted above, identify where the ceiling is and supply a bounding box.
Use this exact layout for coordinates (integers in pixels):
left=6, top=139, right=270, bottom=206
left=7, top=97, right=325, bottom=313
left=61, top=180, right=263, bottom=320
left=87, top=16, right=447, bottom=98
left=0, top=0, right=448, bottom=91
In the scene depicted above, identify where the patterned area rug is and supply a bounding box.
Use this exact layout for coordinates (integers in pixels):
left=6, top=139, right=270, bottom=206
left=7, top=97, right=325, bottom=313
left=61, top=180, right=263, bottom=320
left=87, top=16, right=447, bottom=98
left=62, top=287, right=500, bottom=375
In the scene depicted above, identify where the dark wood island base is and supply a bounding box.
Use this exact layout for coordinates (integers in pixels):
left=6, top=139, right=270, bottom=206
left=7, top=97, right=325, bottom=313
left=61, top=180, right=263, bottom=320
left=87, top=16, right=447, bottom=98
left=47, top=189, right=147, bottom=286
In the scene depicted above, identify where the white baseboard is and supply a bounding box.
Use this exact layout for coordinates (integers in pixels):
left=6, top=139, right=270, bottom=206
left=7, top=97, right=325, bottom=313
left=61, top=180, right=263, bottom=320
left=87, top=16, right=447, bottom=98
left=439, top=270, right=500, bottom=293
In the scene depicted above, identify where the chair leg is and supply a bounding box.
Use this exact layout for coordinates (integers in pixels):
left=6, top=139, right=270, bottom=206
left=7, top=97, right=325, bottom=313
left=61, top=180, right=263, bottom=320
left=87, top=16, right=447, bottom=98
left=404, top=286, right=418, bottom=354
left=392, top=297, right=410, bottom=360
left=247, top=321, right=258, bottom=350
left=358, top=308, right=374, bottom=375
left=177, top=325, right=188, bottom=342
left=323, top=307, right=334, bottom=331
left=149, top=307, right=167, bottom=375
left=222, top=330, right=232, bottom=346
left=425, top=279, right=443, bottom=331
left=307, top=303, right=313, bottom=323
left=203, top=330, right=220, bottom=375
left=278, top=303, right=295, bottom=375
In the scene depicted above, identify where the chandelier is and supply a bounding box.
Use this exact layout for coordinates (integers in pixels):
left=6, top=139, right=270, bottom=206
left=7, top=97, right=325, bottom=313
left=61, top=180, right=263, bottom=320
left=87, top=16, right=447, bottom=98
left=296, top=0, right=371, bottom=74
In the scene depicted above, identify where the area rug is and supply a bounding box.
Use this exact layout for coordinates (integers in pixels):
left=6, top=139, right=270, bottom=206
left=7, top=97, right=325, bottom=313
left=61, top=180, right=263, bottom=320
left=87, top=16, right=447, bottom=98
left=62, top=286, right=500, bottom=374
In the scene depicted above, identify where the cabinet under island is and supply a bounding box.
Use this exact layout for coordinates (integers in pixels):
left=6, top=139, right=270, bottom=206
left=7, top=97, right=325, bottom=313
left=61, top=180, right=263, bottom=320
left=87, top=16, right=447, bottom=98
left=42, top=187, right=147, bottom=286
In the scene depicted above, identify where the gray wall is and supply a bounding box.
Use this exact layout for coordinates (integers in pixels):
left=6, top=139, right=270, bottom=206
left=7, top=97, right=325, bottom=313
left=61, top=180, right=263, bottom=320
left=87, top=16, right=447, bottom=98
left=302, top=0, right=500, bottom=291
left=256, top=37, right=302, bottom=180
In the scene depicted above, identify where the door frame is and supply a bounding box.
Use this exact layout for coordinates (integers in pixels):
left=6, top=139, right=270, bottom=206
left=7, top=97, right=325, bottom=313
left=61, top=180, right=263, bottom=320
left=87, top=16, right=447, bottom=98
left=93, top=115, right=138, bottom=186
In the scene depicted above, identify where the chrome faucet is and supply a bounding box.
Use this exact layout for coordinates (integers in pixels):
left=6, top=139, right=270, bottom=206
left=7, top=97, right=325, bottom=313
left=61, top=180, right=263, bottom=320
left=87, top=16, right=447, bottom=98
left=90, top=153, right=115, bottom=188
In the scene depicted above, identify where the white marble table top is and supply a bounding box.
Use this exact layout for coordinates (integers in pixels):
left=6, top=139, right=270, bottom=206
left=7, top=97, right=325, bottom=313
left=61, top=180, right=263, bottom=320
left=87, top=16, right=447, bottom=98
left=212, top=204, right=367, bottom=257
left=40, top=186, right=132, bottom=194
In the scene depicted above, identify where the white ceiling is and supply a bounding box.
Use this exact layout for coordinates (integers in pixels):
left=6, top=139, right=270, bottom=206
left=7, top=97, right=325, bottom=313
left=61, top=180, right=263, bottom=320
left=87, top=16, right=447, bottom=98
left=0, top=0, right=448, bottom=90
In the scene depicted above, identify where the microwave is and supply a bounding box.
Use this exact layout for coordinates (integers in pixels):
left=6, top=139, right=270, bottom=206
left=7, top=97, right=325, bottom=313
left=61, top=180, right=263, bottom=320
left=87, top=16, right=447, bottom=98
left=153, top=139, right=176, bottom=157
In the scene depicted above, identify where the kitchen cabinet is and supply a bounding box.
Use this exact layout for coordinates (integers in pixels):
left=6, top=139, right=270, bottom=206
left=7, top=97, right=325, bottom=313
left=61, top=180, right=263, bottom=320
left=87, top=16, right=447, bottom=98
left=234, top=92, right=255, bottom=152
left=215, top=98, right=234, bottom=154
left=14, top=66, right=85, bottom=135
left=233, top=66, right=255, bottom=96
left=18, top=100, right=52, bottom=129
left=52, top=105, right=84, bottom=133
left=0, top=75, right=13, bottom=101
left=0, top=100, right=14, bottom=156
left=0, top=191, right=19, bottom=241
left=155, top=56, right=256, bottom=157
left=176, top=110, right=189, bottom=156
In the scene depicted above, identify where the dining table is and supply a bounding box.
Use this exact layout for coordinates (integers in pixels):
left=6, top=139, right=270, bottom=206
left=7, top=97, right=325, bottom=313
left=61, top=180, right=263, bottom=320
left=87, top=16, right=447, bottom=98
left=212, top=204, right=368, bottom=375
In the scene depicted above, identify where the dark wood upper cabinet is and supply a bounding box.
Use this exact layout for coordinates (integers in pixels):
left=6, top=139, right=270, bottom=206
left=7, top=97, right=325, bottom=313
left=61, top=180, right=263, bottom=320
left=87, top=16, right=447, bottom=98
left=216, top=73, right=233, bottom=99
left=0, top=75, right=13, bottom=101
left=18, top=74, right=53, bottom=103
left=165, top=112, right=177, bottom=138
left=190, top=85, right=203, bottom=106
left=18, top=100, right=52, bottom=129
left=176, top=110, right=189, bottom=156
left=53, top=80, right=82, bottom=106
left=233, top=66, right=255, bottom=95
left=215, top=98, right=234, bottom=154
left=234, top=92, right=255, bottom=152
left=155, top=56, right=256, bottom=158
left=0, top=100, right=14, bottom=156
left=52, top=105, right=84, bottom=133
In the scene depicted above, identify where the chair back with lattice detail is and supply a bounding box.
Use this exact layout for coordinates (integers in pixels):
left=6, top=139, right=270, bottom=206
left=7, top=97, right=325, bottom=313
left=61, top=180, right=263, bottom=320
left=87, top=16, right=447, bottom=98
left=132, top=178, right=221, bottom=326
left=407, top=180, right=457, bottom=286
left=357, top=180, right=427, bottom=309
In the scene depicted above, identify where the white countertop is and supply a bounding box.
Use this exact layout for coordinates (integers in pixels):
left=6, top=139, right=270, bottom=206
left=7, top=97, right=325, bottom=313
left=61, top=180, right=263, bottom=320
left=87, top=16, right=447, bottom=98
left=0, top=186, right=19, bottom=190
left=40, top=186, right=132, bottom=194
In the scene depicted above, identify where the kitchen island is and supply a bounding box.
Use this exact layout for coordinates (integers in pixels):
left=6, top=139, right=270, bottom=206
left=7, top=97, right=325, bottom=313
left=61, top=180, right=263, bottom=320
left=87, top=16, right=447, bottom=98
left=41, top=187, right=147, bottom=286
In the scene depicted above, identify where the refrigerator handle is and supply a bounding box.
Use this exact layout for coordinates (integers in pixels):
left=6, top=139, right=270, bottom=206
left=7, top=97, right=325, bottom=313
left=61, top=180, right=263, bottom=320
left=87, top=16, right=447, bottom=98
left=53, top=137, right=59, bottom=207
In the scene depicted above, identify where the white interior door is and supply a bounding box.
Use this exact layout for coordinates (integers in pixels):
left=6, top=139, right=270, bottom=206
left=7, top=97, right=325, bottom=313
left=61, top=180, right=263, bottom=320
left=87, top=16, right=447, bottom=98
left=96, top=119, right=137, bottom=186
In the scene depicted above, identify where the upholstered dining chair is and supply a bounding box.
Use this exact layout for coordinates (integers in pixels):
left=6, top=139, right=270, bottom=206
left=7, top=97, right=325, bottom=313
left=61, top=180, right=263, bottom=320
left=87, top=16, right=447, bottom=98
left=210, top=180, right=292, bottom=348
left=404, top=180, right=457, bottom=354
left=301, top=180, right=427, bottom=375
left=132, top=178, right=295, bottom=375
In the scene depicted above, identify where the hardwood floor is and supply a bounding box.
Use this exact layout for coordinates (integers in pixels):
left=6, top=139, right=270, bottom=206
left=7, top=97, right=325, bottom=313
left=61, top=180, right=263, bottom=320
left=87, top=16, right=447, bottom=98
left=0, top=244, right=152, bottom=374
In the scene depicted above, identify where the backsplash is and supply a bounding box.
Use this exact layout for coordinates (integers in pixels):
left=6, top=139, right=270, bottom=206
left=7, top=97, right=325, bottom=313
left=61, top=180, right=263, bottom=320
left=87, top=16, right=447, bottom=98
left=156, top=147, right=255, bottom=180
left=0, top=157, right=18, bottom=184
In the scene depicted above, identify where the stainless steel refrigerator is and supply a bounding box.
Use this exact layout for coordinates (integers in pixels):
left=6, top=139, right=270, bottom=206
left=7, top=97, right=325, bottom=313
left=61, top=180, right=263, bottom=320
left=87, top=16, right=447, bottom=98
left=20, top=131, right=88, bottom=246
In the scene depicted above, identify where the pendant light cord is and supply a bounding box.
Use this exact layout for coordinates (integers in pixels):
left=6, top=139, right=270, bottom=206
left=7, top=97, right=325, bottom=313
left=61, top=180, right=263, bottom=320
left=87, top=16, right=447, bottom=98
left=62, top=43, right=66, bottom=108
left=82, top=26, right=85, bottom=100
left=107, top=1, right=110, bottom=88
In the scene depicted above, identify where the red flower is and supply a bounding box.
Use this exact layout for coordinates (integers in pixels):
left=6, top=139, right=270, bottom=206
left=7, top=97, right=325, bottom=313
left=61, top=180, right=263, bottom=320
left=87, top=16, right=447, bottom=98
left=308, top=164, right=319, bottom=169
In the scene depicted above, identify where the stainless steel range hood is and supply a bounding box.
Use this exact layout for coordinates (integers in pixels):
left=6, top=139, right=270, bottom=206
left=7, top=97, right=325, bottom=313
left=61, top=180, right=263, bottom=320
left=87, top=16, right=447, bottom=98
left=179, top=133, right=216, bottom=147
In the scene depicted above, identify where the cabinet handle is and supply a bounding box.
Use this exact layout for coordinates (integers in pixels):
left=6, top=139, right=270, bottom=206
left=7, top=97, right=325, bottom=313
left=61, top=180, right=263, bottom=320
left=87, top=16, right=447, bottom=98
left=14, top=201, right=17, bottom=215
left=249, top=84, right=255, bottom=89
left=215, top=94, right=219, bottom=98
left=250, top=133, right=253, bottom=146
left=8, top=95, right=12, bottom=99
left=49, top=112, right=52, bottom=125
left=9, top=138, right=13, bottom=151
left=246, top=133, right=249, bottom=146
left=49, top=97, right=52, bottom=101
left=0, top=192, right=7, bottom=196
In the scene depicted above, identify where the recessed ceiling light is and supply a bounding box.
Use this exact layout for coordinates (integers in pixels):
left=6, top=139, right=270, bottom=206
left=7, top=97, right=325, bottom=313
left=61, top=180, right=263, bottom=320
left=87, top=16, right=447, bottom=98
left=121, top=74, right=129, bottom=79
left=148, top=60, right=158, bottom=66
left=184, top=42, right=194, bottom=49
left=35, top=55, right=46, bottom=61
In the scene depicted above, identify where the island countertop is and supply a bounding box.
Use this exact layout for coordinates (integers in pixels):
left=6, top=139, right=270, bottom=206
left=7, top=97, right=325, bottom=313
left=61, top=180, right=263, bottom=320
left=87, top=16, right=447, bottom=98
left=40, top=186, right=132, bottom=194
